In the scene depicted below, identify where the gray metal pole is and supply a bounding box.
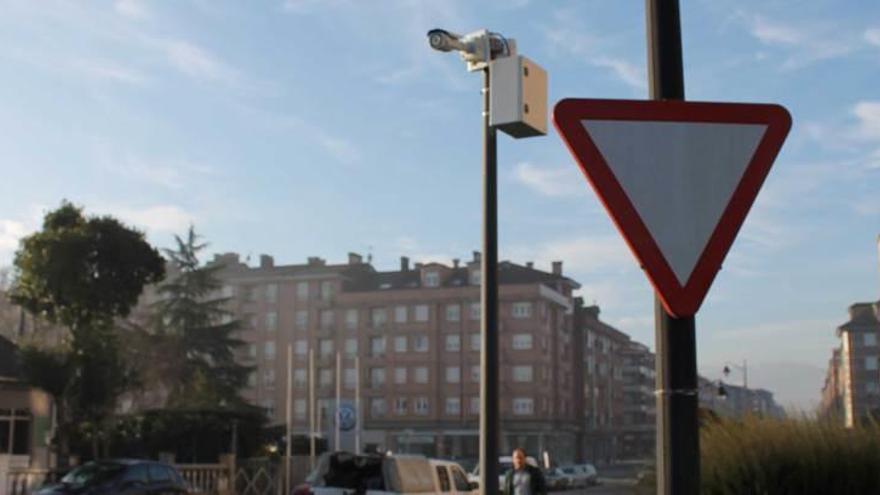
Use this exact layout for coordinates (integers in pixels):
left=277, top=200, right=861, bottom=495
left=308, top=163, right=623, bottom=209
left=479, top=66, right=500, bottom=495
left=309, top=348, right=316, bottom=470
left=355, top=355, right=361, bottom=454
left=646, top=2, right=700, bottom=494
left=286, top=344, right=293, bottom=495
left=335, top=351, right=341, bottom=451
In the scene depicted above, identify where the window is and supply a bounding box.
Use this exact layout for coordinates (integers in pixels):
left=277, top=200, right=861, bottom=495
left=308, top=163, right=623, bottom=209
left=345, top=309, right=358, bottom=330
left=394, top=305, right=408, bottom=323
left=446, top=304, right=460, bottom=321
left=469, top=397, right=480, bottom=414
left=370, top=368, right=386, bottom=387
left=294, top=399, right=306, bottom=420
left=320, top=310, right=334, bottom=329
left=470, top=270, right=481, bottom=285
left=513, top=333, right=533, bottom=350
left=436, top=466, right=451, bottom=492
left=469, top=302, right=480, bottom=320
left=262, top=399, right=275, bottom=419
left=513, top=398, right=534, bottom=415
left=512, top=302, right=532, bottom=318
left=371, top=398, right=386, bottom=417
left=370, top=337, right=386, bottom=356
left=149, top=464, right=172, bottom=483
left=413, top=335, right=429, bottom=352
left=394, top=336, right=407, bottom=353
left=345, top=368, right=357, bottom=388
left=345, top=338, right=358, bottom=355
left=265, top=312, right=277, bottom=331
left=266, top=284, right=278, bottom=303
left=263, top=368, right=275, bottom=387
left=866, top=356, right=878, bottom=371
left=395, top=398, right=408, bottom=415
left=414, top=367, right=428, bottom=384
left=414, top=397, right=429, bottom=415
left=123, top=464, right=149, bottom=484
left=296, top=282, right=309, bottom=300
left=395, top=367, right=407, bottom=384
left=294, top=369, right=307, bottom=387
left=470, top=365, right=480, bottom=383
left=446, top=366, right=461, bottom=383
left=470, top=333, right=481, bottom=351
left=425, top=271, right=440, bottom=287
left=320, top=369, right=332, bottom=387
left=247, top=371, right=257, bottom=387
left=320, top=339, right=334, bottom=356
left=294, top=340, right=308, bottom=356
left=415, top=304, right=429, bottom=322
left=513, top=365, right=533, bottom=382
left=264, top=342, right=276, bottom=359
left=371, top=308, right=388, bottom=327
left=321, top=281, right=334, bottom=300
left=246, top=314, right=258, bottom=330
left=599, top=363, right=608, bottom=376
left=446, top=397, right=461, bottom=415
left=248, top=344, right=258, bottom=358
left=247, top=286, right=260, bottom=302
left=445, top=335, right=460, bottom=352
left=451, top=467, right=471, bottom=492
left=867, top=382, right=880, bottom=394
left=866, top=334, right=878, bottom=347
left=222, top=285, right=235, bottom=298
left=296, top=310, right=309, bottom=330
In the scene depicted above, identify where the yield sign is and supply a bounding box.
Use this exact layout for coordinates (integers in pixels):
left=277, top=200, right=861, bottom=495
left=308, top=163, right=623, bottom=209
left=553, top=98, right=791, bottom=317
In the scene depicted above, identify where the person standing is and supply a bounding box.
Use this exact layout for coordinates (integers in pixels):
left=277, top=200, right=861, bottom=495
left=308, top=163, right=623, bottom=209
left=502, top=448, right=547, bottom=495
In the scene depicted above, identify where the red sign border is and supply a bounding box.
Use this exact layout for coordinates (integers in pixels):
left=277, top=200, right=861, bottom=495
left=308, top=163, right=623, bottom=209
left=553, top=98, right=791, bottom=317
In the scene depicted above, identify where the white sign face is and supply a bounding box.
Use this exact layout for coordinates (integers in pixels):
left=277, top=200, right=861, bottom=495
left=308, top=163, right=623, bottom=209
left=582, top=120, right=767, bottom=285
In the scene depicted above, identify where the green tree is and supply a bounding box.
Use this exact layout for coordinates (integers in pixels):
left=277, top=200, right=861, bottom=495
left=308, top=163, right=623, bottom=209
left=9, top=201, right=165, bottom=461
left=153, top=227, right=249, bottom=409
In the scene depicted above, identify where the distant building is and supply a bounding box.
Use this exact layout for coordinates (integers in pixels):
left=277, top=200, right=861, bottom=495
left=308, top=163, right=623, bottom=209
left=819, top=348, right=844, bottom=419
left=574, top=301, right=654, bottom=461
left=827, top=302, right=880, bottom=427
left=214, top=251, right=584, bottom=462
left=698, top=376, right=784, bottom=419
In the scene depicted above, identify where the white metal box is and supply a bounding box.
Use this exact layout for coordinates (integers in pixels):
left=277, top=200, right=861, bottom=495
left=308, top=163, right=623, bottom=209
left=489, top=55, right=547, bottom=138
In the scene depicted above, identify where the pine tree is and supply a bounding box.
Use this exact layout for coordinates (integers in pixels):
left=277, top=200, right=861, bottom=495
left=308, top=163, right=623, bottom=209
left=153, top=227, right=250, bottom=409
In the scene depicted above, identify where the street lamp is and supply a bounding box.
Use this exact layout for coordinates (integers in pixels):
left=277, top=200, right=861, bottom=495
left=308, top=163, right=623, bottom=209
left=428, top=28, right=546, bottom=495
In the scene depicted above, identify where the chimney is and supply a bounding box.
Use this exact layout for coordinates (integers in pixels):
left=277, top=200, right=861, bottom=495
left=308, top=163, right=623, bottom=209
left=401, top=256, right=410, bottom=272
left=307, top=257, right=325, bottom=266
left=526, top=261, right=534, bottom=269
left=453, top=259, right=460, bottom=268
left=552, top=261, right=562, bottom=275
left=348, top=252, right=363, bottom=265
left=259, top=254, right=274, bottom=269
left=473, top=251, right=482, bottom=263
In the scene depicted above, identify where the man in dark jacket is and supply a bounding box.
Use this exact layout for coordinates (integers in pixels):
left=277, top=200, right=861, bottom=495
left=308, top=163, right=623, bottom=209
left=502, top=448, right=547, bottom=495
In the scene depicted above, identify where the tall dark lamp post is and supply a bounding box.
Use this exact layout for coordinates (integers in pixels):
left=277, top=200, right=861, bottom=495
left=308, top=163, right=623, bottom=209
left=427, top=28, right=547, bottom=495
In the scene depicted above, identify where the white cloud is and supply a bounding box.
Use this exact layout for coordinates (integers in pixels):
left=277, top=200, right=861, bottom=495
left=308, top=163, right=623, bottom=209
left=509, top=235, right=635, bottom=275
left=0, top=220, right=29, bottom=264
left=852, top=101, right=880, bottom=140
left=513, top=162, right=584, bottom=197
left=114, top=0, right=151, bottom=20
left=745, top=15, right=857, bottom=70
left=592, top=57, right=647, bottom=91
left=113, top=205, right=195, bottom=234
left=317, top=135, right=360, bottom=164
left=71, top=58, right=148, bottom=85
left=865, top=28, right=880, bottom=47
left=163, top=40, right=233, bottom=82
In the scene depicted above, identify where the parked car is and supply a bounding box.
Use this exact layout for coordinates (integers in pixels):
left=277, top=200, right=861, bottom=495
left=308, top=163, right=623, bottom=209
left=294, top=451, right=477, bottom=495
left=467, top=455, right=539, bottom=488
left=543, top=467, right=569, bottom=492
left=36, top=459, right=190, bottom=495
left=558, top=466, right=585, bottom=489
left=574, top=463, right=599, bottom=486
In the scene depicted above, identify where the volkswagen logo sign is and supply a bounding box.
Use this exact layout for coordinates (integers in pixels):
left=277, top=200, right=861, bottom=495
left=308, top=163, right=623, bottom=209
left=336, top=405, right=356, bottom=431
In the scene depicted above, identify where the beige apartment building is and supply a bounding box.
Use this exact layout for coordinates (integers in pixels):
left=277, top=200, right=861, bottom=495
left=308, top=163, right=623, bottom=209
left=821, top=302, right=880, bottom=426
left=215, top=251, right=583, bottom=462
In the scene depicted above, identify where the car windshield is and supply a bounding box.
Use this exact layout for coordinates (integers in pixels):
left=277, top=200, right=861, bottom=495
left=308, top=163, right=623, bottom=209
left=60, top=462, right=126, bottom=488
left=562, top=467, right=576, bottom=474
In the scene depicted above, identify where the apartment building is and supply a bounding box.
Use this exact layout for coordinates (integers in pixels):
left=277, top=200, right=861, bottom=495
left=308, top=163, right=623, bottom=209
left=214, top=251, right=583, bottom=462
left=819, top=348, right=843, bottom=419
left=574, top=301, right=632, bottom=462
left=827, top=302, right=880, bottom=426
left=619, top=341, right=655, bottom=459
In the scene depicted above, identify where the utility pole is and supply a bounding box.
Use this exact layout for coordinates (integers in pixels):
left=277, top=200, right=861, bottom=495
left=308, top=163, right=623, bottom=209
left=285, top=344, right=292, bottom=495
left=335, top=351, right=342, bottom=451
left=646, top=1, right=699, bottom=494
left=355, top=355, right=361, bottom=454
left=309, top=348, right=316, bottom=470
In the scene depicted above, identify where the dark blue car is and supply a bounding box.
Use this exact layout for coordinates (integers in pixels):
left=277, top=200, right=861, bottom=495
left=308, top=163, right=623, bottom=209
left=36, top=459, right=190, bottom=495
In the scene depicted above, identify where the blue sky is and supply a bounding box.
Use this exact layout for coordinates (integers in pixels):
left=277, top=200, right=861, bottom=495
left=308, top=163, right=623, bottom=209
left=1, top=0, right=879, bottom=408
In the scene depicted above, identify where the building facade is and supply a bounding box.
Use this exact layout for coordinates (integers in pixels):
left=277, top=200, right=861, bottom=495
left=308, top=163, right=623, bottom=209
left=215, top=252, right=584, bottom=462
left=827, top=302, right=880, bottom=426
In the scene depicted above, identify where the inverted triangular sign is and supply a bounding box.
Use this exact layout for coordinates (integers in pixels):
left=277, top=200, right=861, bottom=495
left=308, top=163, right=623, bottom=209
left=553, top=98, right=791, bottom=317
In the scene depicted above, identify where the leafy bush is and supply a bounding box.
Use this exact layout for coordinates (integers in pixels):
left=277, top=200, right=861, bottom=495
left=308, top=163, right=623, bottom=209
left=701, top=415, right=880, bottom=494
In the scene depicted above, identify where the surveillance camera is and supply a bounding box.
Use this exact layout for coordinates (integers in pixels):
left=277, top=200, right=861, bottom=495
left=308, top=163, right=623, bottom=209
left=427, top=29, right=465, bottom=52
